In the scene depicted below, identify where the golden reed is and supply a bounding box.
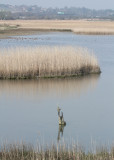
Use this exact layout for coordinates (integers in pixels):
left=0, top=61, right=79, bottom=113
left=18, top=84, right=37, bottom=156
left=0, top=142, right=114, bottom=160
left=0, top=46, right=100, bottom=79
left=1, top=20, right=114, bottom=35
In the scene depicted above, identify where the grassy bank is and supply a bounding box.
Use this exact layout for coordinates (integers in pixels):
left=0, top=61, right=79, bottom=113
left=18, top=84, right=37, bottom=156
left=0, top=142, right=114, bottom=160
left=0, top=20, right=114, bottom=37
left=0, top=46, right=100, bottom=79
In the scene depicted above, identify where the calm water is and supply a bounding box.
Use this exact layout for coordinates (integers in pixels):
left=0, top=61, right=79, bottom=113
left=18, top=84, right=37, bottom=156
left=0, top=32, right=114, bottom=148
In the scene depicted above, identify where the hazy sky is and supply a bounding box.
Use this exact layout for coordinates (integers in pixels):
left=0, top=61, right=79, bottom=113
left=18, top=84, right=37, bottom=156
left=1, top=0, right=114, bottom=9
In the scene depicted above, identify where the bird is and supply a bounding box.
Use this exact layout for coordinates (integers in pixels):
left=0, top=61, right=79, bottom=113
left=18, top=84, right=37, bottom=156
left=57, top=107, right=66, bottom=125
left=57, top=107, right=61, bottom=116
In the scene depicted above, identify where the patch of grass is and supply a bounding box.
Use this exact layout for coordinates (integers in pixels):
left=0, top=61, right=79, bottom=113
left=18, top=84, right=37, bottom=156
left=0, top=46, right=100, bottom=79
left=0, top=23, right=19, bottom=30
left=0, top=24, right=20, bottom=37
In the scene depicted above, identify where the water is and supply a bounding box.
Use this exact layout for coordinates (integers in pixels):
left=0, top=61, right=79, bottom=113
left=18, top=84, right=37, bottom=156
left=0, top=32, right=114, bottom=148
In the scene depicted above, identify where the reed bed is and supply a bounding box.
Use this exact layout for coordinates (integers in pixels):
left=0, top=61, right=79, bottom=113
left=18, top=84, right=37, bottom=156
left=0, top=46, right=100, bottom=79
left=72, top=28, right=114, bottom=35
left=1, top=20, right=114, bottom=35
left=0, top=142, right=114, bottom=160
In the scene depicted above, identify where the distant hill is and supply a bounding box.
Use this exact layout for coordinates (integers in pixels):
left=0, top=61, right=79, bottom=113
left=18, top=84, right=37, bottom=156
left=0, top=4, right=114, bottom=20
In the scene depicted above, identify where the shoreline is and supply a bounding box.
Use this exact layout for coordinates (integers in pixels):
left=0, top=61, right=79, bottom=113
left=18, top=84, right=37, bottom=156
left=1, top=20, right=114, bottom=38
left=0, top=28, right=114, bottom=39
left=0, top=71, right=101, bottom=80
left=0, top=28, right=72, bottom=38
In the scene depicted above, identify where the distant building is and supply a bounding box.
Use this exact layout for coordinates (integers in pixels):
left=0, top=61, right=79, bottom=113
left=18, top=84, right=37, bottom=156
left=57, top=12, right=64, bottom=15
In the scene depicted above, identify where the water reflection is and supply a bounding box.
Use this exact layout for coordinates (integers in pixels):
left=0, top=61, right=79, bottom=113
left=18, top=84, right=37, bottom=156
left=57, top=107, right=66, bottom=142
left=0, top=75, right=100, bottom=97
left=0, top=75, right=100, bottom=146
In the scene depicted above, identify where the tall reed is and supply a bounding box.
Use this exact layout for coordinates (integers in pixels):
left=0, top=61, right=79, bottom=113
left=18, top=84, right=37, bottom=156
left=0, top=142, right=114, bottom=160
left=0, top=46, right=100, bottom=79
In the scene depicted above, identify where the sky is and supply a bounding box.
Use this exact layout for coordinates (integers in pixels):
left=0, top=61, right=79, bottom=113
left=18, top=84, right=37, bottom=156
left=1, top=0, right=114, bottom=10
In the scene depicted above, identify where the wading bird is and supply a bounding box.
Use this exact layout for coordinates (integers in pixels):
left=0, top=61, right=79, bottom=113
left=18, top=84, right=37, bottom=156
left=57, top=107, right=66, bottom=125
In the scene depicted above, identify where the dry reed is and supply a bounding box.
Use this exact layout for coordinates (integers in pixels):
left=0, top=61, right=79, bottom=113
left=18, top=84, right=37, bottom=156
left=1, top=20, right=114, bottom=35
left=0, top=142, right=114, bottom=160
left=0, top=46, right=100, bottom=79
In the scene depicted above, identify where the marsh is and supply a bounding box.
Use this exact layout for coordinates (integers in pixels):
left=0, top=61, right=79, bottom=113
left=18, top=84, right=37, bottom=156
left=0, top=32, right=114, bottom=149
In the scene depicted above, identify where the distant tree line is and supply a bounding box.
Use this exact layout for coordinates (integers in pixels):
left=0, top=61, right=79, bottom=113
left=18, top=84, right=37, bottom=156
left=0, top=11, right=14, bottom=20
left=0, top=4, right=114, bottom=20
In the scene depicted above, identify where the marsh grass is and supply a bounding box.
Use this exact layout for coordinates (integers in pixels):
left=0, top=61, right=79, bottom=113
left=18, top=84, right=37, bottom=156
left=0, top=46, right=100, bottom=79
left=0, top=142, right=114, bottom=160
left=72, top=28, right=114, bottom=35
left=0, top=24, right=19, bottom=31
left=1, top=20, right=114, bottom=35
